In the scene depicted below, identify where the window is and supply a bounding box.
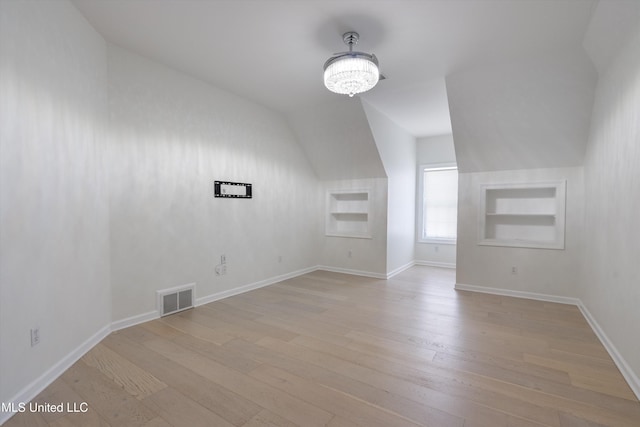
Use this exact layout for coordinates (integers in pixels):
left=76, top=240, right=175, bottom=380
left=418, top=165, right=458, bottom=243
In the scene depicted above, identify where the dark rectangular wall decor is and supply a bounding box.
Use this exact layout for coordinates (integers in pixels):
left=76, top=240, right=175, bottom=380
left=214, top=181, right=252, bottom=198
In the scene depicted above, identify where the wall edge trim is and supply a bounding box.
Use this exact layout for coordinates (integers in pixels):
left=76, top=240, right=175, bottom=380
left=577, top=302, right=640, bottom=400
left=195, top=266, right=318, bottom=307
left=111, top=310, right=159, bottom=332
left=386, top=261, right=416, bottom=278
left=414, top=260, right=456, bottom=269
left=454, top=283, right=580, bottom=305
left=316, top=265, right=387, bottom=279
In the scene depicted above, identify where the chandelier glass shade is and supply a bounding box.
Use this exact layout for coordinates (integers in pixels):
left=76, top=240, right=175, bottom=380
left=323, top=32, right=380, bottom=97
left=323, top=54, right=379, bottom=97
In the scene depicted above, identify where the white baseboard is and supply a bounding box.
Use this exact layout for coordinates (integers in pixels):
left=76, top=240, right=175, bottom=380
left=577, top=302, right=640, bottom=400
left=454, top=283, right=580, bottom=305
left=315, top=265, right=387, bottom=280
left=386, top=261, right=416, bottom=279
left=111, top=310, right=159, bottom=332
left=195, top=266, right=317, bottom=307
left=414, top=260, right=456, bottom=269
left=0, top=325, right=111, bottom=426
left=454, top=282, right=640, bottom=400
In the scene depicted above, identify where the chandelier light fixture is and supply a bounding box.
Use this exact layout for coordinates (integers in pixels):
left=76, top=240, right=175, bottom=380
left=323, top=32, right=380, bottom=97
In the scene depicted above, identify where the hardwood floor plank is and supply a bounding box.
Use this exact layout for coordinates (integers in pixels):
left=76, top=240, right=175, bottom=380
left=252, top=335, right=526, bottom=427
left=249, top=364, right=422, bottom=427
left=142, top=387, right=235, bottom=427
left=2, top=410, right=49, bottom=427
left=48, top=409, right=112, bottom=427
left=60, top=361, right=157, bottom=426
left=169, top=332, right=263, bottom=373
left=158, top=311, right=235, bottom=345
left=523, top=352, right=636, bottom=400
left=326, top=416, right=364, bottom=427
left=81, top=343, right=167, bottom=400
left=102, top=332, right=262, bottom=426
left=432, top=351, right=640, bottom=417
left=194, top=304, right=299, bottom=342
left=139, top=418, right=172, bottom=427
left=558, top=411, right=608, bottom=427
left=177, top=308, right=279, bottom=343
left=240, top=409, right=300, bottom=427
left=280, top=335, right=563, bottom=426
left=141, top=337, right=334, bottom=427
left=255, top=311, right=354, bottom=346
left=222, top=338, right=465, bottom=427
left=29, top=377, right=88, bottom=425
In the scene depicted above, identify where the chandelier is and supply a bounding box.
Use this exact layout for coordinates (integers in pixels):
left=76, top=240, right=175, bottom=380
left=323, top=32, right=380, bottom=97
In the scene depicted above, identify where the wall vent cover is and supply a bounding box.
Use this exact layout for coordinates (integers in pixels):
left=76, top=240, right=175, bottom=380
left=157, top=283, right=195, bottom=317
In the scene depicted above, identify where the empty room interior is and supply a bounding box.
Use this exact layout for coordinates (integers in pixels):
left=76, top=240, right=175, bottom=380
left=1, top=0, right=640, bottom=426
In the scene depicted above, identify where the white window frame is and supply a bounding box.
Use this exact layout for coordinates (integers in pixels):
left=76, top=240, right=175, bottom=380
left=417, top=163, right=458, bottom=244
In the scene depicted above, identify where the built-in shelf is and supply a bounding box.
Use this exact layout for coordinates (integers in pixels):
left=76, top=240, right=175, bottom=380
left=479, top=181, right=566, bottom=249
left=326, top=190, right=371, bottom=238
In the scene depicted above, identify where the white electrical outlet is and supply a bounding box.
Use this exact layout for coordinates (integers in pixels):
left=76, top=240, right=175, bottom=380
left=30, top=328, right=40, bottom=347
left=215, top=264, right=227, bottom=276
left=511, top=266, right=518, bottom=275
left=221, top=254, right=226, bottom=264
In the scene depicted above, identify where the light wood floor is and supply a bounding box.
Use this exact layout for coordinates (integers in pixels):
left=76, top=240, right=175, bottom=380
left=5, top=266, right=640, bottom=427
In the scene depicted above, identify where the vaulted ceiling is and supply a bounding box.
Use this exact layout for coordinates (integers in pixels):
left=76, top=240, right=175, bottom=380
left=72, top=0, right=597, bottom=139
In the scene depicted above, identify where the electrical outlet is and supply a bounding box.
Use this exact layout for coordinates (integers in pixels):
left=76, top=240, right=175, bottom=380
left=220, top=254, right=226, bottom=264
left=215, top=264, right=227, bottom=276
left=30, top=328, right=40, bottom=347
left=511, top=266, right=518, bottom=275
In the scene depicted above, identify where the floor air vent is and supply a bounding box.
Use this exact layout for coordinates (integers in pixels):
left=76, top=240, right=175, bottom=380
left=157, top=283, right=195, bottom=317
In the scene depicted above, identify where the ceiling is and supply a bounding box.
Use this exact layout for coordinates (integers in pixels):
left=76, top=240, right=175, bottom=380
left=71, top=0, right=597, bottom=138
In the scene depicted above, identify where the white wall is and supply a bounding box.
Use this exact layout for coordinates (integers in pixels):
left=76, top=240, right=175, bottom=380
left=107, top=46, right=321, bottom=322
left=286, top=98, right=386, bottom=180
left=362, top=101, right=416, bottom=275
left=581, top=4, right=640, bottom=390
left=417, top=134, right=457, bottom=164
left=456, top=167, right=584, bottom=298
left=415, top=134, right=457, bottom=267
left=0, top=0, right=111, bottom=407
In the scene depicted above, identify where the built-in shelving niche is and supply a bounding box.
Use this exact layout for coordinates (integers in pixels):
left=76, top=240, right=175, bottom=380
left=326, top=190, right=371, bottom=238
left=478, top=181, right=566, bottom=249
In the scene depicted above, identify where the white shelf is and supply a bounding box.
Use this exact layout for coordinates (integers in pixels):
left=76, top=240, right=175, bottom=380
left=326, top=190, right=371, bottom=238
left=329, top=211, right=369, bottom=215
left=478, top=181, right=566, bottom=250
left=485, top=212, right=555, bottom=217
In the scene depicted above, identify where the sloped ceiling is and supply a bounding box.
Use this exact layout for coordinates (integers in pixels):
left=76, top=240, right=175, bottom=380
left=71, top=0, right=597, bottom=139
left=583, top=0, right=640, bottom=74
left=447, top=48, right=597, bottom=173
left=70, top=0, right=607, bottom=177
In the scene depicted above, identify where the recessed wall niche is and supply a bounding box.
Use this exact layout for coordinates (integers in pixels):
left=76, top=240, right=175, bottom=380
left=478, top=180, right=566, bottom=249
left=326, top=189, right=371, bottom=238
